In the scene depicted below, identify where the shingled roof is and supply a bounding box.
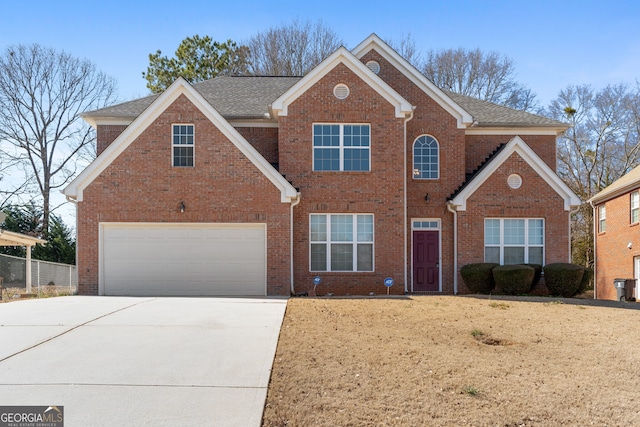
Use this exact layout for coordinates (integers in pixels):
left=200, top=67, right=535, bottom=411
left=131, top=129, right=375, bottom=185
left=83, top=76, right=302, bottom=122
left=444, top=90, right=566, bottom=128
left=83, top=76, right=565, bottom=129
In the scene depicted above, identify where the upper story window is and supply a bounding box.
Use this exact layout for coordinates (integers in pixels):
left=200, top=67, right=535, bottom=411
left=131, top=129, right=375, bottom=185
left=413, top=135, right=439, bottom=179
left=172, top=124, right=194, bottom=167
left=313, top=124, right=370, bottom=172
left=484, top=218, right=544, bottom=265
left=598, top=205, right=606, bottom=232
left=632, top=192, right=639, bottom=224
left=598, top=204, right=607, bottom=233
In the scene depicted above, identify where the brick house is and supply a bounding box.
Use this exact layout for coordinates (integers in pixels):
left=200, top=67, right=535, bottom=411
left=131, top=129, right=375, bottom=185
left=63, top=34, right=580, bottom=297
left=589, top=165, right=640, bottom=300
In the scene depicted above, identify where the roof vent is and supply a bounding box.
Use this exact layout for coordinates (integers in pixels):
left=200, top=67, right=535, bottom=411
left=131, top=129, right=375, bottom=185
left=508, top=174, right=522, bottom=189
left=333, top=83, right=350, bottom=100
left=366, top=60, right=380, bottom=74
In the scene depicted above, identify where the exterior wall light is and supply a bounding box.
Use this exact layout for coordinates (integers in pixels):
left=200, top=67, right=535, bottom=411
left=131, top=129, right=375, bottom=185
left=179, top=202, right=186, bottom=213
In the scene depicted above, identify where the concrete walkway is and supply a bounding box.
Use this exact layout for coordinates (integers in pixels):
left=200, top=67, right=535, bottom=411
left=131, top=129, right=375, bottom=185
left=0, top=296, right=287, bottom=426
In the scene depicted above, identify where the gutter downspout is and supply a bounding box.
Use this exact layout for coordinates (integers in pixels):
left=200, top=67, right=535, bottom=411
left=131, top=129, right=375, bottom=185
left=446, top=202, right=458, bottom=295
left=404, top=108, right=415, bottom=294
left=66, top=195, right=79, bottom=294
left=588, top=200, right=597, bottom=299
left=290, top=194, right=301, bottom=295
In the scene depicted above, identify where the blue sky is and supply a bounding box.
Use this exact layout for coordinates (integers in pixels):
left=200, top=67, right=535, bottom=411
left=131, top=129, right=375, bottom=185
left=1, top=0, right=639, bottom=226
left=2, top=0, right=639, bottom=106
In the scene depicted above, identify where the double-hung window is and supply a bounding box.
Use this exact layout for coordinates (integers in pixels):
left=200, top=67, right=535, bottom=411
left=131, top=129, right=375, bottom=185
left=631, top=192, right=639, bottom=224
left=598, top=205, right=606, bottom=232
left=310, top=214, right=374, bottom=271
left=313, top=124, right=370, bottom=171
left=172, top=124, right=194, bottom=167
left=484, top=218, right=544, bottom=265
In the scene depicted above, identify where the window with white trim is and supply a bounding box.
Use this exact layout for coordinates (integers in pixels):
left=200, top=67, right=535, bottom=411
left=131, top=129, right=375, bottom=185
left=313, top=124, right=370, bottom=171
left=632, top=192, right=639, bottom=224
left=413, top=135, right=439, bottom=179
left=172, top=124, right=194, bottom=167
left=310, top=214, right=374, bottom=271
left=598, top=205, right=606, bottom=232
left=484, top=218, right=544, bottom=265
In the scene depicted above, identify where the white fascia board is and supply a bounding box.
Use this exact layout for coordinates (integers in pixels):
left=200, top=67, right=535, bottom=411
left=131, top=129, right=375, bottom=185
left=64, top=77, right=298, bottom=203
left=465, top=127, right=567, bottom=136
left=0, top=229, right=47, bottom=246
left=351, top=34, right=474, bottom=129
left=449, top=136, right=581, bottom=211
left=271, top=46, right=413, bottom=119
left=81, top=116, right=135, bottom=128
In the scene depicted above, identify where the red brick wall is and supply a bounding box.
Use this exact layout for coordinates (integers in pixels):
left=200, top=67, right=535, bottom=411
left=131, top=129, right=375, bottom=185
left=235, top=127, right=279, bottom=164
left=594, top=191, right=640, bottom=300
left=96, top=125, right=128, bottom=155
left=278, top=63, right=407, bottom=295
left=465, top=134, right=557, bottom=175
left=456, top=152, right=570, bottom=293
left=77, top=94, right=292, bottom=295
left=361, top=50, right=466, bottom=293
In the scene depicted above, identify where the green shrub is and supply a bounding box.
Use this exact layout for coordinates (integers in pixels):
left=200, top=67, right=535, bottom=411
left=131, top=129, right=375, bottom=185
left=520, top=263, right=542, bottom=286
left=493, top=265, right=534, bottom=295
left=543, top=263, right=585, bottom=297
left=460, top=263, right=498, bottom=294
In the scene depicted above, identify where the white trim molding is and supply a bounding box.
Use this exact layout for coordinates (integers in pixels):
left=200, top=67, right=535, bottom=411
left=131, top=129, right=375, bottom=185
left=64, top=77, right=299, bottom=203
left=351, top=34, right=474, bottom=129
left=448, top=135, right=581, bottom=211
left=271, top=46, right=413, bottom=119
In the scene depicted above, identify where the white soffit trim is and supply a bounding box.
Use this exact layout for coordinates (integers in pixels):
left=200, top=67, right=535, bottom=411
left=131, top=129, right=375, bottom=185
left=64, top=77, right=298, bottom=203
left=81, top=116, right=134, bottom=128
left=352, top=34, right=474, bottom=129
left=271, top=46, right=413, bottom=119
left=449, top=135, right=581, bottom=211
left=465, top=127, right=565, bottom=136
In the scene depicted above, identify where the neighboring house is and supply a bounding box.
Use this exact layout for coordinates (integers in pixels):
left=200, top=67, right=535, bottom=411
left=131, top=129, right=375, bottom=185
left=63, top=34, right=581, bottom=297
left=589, top=165, right=640, bottom=300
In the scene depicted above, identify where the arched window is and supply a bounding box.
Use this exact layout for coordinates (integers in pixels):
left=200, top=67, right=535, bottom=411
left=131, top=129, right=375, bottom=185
left=413, top=135, right=439, bottom=179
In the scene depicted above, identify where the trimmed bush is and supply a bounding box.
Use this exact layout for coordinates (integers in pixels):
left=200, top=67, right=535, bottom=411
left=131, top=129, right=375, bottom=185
left=460, top=263, right=499, bottom=294
left=543, top=263, right=585, bottom=297
left=520, top=264, right=542, bottom=286
left=493, top=265, right=535, bottom=295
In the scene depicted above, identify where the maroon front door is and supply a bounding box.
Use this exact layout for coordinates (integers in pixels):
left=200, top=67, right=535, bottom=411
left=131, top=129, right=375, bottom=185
left=413, top=230, right=439, bottom=292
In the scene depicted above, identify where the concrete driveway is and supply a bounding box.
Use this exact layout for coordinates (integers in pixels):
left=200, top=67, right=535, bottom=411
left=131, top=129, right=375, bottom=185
left=0, top=296, right=287, bottom=426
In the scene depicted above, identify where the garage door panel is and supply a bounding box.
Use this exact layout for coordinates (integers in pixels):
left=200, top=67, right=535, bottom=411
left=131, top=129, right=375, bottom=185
left=101, top=224, right=266, bottom=296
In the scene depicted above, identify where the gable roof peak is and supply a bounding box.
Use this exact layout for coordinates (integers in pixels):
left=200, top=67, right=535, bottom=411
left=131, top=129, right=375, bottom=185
left=271, top=45, right=413, bottom=119
left=448, top=135, right=581, bottom=211
left=352, top=34, right=473, bottom=129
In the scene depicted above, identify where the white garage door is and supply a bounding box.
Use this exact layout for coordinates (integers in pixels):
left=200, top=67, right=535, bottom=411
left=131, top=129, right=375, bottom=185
left=101, top=223, right=266, bottom=296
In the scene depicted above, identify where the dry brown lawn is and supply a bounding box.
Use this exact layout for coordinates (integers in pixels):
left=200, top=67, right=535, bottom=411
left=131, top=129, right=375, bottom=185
left=263, top=296, right=640, bottom=426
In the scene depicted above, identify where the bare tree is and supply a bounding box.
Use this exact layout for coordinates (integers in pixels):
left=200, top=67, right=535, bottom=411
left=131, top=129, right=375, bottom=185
left=422, top=47, right=539, bottom=112
left=0, top=44, right=117, bottom=235
left=245, top=19, right=343, bottom=76
left=546, top=83, right=640, bottom=266
left=385, top=33, right=422, bottom=67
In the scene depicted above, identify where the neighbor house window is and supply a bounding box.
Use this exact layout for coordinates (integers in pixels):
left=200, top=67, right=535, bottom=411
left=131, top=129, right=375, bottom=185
left=484, top=218, right=544, bottom=265
left=313, top=124, right=370, bottom=171
left=413, top=135, right=439, bottom=179
left=598, top=205, right=606, bottom=232
left=632, top=192, right=639, bottom=224
left=172, top=124, right=194, bottom=167
left=310, top=214, right=374, bottom=271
